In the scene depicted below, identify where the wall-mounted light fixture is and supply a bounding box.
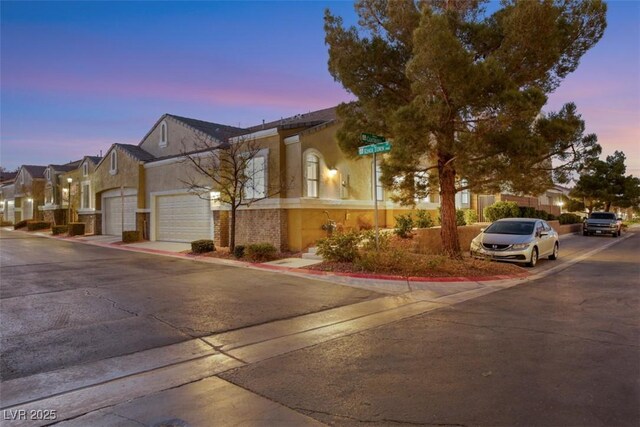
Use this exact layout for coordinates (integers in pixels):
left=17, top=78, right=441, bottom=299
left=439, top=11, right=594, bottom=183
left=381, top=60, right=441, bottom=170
left=327, top=168, right=338, bottom=177
left=27, top=198, right=33, bottom=203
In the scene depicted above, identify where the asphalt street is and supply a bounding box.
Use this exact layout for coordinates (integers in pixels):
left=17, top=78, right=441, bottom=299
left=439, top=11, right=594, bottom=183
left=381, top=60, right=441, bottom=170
left=1, top=229, right=638, bottom=427
left=0, top=230, right=378, bottom=381
left=220, top=231, right=640, bottom=426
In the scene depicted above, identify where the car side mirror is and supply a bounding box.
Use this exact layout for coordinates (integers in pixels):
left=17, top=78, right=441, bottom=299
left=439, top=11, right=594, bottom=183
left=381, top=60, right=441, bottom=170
left=480, top=228, right=486, bottom=232
left=539, top=231, right=548, bottom=237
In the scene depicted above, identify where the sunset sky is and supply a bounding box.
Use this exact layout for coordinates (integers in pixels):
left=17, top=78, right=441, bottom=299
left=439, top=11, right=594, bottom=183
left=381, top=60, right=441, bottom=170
left=1, top=1, right=638, bottom=176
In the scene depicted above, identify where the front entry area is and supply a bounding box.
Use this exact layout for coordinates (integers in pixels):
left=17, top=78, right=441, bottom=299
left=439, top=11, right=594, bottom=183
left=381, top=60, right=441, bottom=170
left=155, top=193, right=212, bottom=243
left=102, top=189, right=137, bottom=236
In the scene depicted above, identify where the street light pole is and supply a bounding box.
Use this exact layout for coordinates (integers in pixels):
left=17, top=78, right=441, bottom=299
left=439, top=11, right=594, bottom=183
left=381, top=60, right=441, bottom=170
left=67, top=177, right=73, bottom=224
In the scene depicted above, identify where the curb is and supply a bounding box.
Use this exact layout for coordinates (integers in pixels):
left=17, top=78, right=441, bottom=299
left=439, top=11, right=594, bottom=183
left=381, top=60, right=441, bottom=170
left=10, top=228, right=533, bottom=285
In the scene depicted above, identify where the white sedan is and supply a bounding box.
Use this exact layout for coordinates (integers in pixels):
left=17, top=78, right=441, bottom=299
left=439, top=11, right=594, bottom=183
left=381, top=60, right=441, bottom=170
left=470, top=218, right=559, bottom=267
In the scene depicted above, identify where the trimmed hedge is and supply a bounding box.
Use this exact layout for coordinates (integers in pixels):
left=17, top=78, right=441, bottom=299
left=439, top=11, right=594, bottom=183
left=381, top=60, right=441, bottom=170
left=68, top=222, right=85, bottom=236
left=191, top=239, right=215, bottom=254
left=558, top=213, right=583, bottom=225
left=122, top=230, right=142, bottom=243
left=233, top=245, right=245, bottom=259
left=14, top=220, right=28, bottom=230
left=27, top=221, right=51, bottom=231
left=317, top=232, right=361, bottom=262
left=52, top=225, right=68, bottom=235
left=1, top=220, right=13, bottom=226
left=245, top=243, right=277, bottom=262
left=484, top=201, right=520, bottom=222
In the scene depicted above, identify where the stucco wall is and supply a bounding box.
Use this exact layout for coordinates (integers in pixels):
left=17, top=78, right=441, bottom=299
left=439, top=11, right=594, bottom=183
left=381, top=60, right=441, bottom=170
left=139, top=116, right=202, bottom=159
left=93, top=147, right=144, bottom=210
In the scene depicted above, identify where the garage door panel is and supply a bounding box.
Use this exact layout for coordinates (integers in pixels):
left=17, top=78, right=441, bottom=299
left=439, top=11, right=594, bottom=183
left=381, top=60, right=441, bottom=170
left=156, top=194, right=212, bottom=242
left=104, top=195, right=136, bottom=236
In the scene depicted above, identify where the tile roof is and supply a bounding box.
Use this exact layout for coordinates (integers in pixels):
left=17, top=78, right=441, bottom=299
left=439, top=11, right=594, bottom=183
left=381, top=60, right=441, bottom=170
left=167, top=115, right=247, bottom=142
left=50, top=159, right=82, bottom=172
left=0, top=171, right=17, bottom=183
left=22, top=165, right=47, bottom=178
left=245, top=106, right=337, bottom=132
left=84, top=156, right=102, bottom=165
left=115, top=144, right=156, bottom=162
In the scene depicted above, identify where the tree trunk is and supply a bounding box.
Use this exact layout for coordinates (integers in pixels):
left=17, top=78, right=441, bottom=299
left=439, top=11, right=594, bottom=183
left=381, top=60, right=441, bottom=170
left=605, top=202, right=611, bottom=212
left=230, top=206, right=237, bottom=251
left=438, top=155, right=462, bottom=258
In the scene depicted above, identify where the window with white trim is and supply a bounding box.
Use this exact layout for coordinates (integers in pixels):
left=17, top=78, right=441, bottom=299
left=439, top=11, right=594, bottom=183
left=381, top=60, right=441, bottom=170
left=460, top=179, right=469, bottom=204
left=83, top=163, right=89, bottom=177
left=81, top=182, right=91, bottom=209
left=305, top=154, right=319, bottom=198
left=110, top=151, right=117, bottom=174
left=244, top=157, right=266, bottom=199
left=45, top=169, right=50, bottom=181
left=159, top=121, right=168, bottom=147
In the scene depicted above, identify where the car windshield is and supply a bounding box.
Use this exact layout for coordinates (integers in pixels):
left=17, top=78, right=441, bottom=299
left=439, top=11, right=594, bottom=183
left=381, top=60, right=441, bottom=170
left=590, top=213, right=616, bottom=220
left=484, top=221, right=534, bottom=235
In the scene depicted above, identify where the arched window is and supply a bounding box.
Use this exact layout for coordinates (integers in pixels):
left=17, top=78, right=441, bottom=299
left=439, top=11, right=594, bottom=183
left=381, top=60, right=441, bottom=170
left=159, top=121, right=168, bottom=147
left=109, top=151, right=118, bottom=174
left=83, top=163, right=89, bottom=176
left=305, top=153, right=319, bottom=198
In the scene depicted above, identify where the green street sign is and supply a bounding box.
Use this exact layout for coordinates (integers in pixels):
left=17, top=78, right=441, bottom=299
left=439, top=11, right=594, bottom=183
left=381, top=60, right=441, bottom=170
left=358, top=141, right=392, bottom=156
left=360, top=133, right=386, bottom=144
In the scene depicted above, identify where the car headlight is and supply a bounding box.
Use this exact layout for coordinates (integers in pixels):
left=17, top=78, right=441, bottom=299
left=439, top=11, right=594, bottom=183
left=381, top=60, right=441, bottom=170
left=470, top=240, right=481, bottom=250
left=511, top=243, right=530, bottom=250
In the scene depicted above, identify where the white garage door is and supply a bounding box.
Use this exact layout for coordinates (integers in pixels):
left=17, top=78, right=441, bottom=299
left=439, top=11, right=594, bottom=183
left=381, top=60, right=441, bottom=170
left=103, top=194, right=137, bottom=236
left=6, top=203, right=15, bottom=223
left=22, top=199, right=33, bottom=220
left=156, top=193, right=212, bottom=242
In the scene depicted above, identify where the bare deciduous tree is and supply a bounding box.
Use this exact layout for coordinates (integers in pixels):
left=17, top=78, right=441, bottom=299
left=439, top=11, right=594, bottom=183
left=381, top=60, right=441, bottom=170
left=181, top=134, right=288, bottom=250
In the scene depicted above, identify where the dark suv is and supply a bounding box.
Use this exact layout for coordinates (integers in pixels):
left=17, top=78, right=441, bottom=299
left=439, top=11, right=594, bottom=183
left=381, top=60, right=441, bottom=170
left=583, top=212, right=622, bottom=237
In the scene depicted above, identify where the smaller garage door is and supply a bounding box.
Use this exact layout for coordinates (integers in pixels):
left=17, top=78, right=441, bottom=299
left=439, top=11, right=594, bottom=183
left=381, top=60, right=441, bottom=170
left=103, top=194, right=137, bottom=236
left=22, top=199, right=33, bottom=220
left=156, top=194, right=212, bottom=242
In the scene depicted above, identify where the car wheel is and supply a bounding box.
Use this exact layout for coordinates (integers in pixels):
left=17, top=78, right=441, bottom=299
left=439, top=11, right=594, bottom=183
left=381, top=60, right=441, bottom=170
left=527, top=247, right=538, bottom=267
left=549, top=243, right=559, bottom=260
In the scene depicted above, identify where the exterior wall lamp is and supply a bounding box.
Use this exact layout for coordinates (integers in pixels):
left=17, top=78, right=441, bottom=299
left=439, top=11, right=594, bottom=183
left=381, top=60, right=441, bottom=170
left=67, top=178, right=73, bottom=224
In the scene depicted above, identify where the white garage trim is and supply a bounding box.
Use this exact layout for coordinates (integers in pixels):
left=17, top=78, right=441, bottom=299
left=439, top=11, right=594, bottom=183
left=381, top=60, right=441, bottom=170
left=101, top=188, right=138, bottom=236
left=150, top=190, right=214, bottom=242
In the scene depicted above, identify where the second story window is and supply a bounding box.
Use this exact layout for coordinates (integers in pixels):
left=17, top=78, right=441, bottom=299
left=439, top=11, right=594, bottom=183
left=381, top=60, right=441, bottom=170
left=45, top=169, right=50, bottom=181
left=159, top=121, right=168, bottom=147
left=83, top=163, right=89, bottom=177
left=244, top=157, right=266, bottom=199
left=81, top=182, right=91, bottom=209
left=109, top=151, right=117, bottom=175
left=305, top=154, right=319, bottom=198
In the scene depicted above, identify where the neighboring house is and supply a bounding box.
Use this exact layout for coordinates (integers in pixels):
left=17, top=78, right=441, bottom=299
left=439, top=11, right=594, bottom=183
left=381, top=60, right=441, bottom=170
left=474, top=186, right=567, bottom=222
left=12, top=165, right=47, bottom=222
left=41, top=160, right=82, bottom=225
left=62, top=156, right=103, bottom=233
left=0, top=171, right=18, bottom=223
left=140, top=114, right=246, bottom=243
left=89, top=144, right=154, bottom=237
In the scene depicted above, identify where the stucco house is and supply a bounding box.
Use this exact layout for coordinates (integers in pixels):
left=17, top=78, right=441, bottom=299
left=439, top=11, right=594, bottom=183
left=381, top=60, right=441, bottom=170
left=41, top=160, right=82, bottom=225
left=10, top=165, right=47, bottom=223
left=0, top=171, right=18, bottom=223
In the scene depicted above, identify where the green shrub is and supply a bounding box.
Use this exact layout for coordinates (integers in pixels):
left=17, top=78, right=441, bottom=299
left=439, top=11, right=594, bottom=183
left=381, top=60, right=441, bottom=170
left=317, top=231, right=362, bottom=262
left=122, top=230, right=142, bottom=243
left=547, top=213, right=556, bottom=221
left=394, top=214, right=414, bottom=238
left=484, top=201, right=520, bottom=222
left=415, top=210, right=434, bottom=228
left=26, top=221, right=51, bottom=231
left=68, top=222, right=85, bottom=236
left=52, top=225, right=68, bottom=235
left=1, top=220, right=13, bottom=226
left=463, top=209, right=478, bottom=225
left=191, top=239, right=215, bottom=254
left=233, top=245, right=245, bottom=259
left=354, top=248, right=406, bottom=274
left=518, top=206, right=537, bottom=218
left=14, top=220, right=28, bottom=229
left=358, top=229, right=390, bottom=251
left=436, top=208, right=467, bottom=226
left=558, top=213, right=582, bottom=225
left=245, top=243, right=277, bottom=262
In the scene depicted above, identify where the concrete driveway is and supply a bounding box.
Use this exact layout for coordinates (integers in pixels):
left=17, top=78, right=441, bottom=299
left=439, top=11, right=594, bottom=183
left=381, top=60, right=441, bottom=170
left=0, top=230, right=378, bottom=381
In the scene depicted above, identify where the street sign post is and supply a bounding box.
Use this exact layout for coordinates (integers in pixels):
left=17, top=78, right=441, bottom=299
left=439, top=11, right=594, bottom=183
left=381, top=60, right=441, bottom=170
left=358, top=134, right=392, bottom=250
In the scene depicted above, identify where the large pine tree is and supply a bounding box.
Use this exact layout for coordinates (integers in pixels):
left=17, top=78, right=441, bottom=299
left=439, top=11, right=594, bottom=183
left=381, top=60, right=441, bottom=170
left=325, top=0, right=605, bottom=257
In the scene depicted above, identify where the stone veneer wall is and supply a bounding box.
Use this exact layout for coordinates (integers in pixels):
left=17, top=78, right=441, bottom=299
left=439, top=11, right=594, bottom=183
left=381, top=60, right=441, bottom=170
left=78, top=213, right=101, bottom=235
left=234, top=209, right=288, bottom=251
left=136, top=213, right=150, bottom=240
left=42, top=209, right=66, bottom=226
left=213, top=211, right=230, bottom=248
